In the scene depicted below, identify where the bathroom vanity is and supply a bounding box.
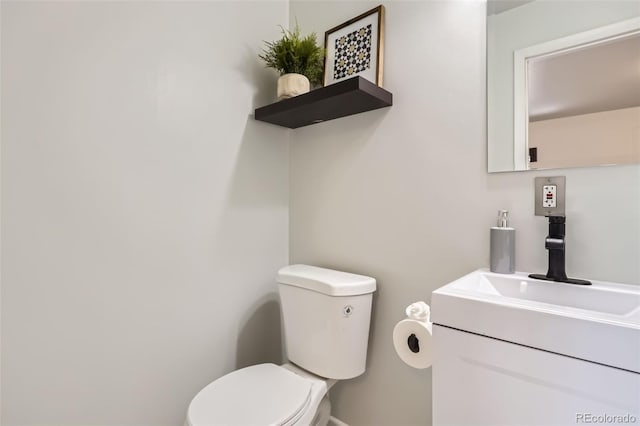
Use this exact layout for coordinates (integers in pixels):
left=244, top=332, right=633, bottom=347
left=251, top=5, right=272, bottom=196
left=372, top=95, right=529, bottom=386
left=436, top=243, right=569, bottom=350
left=431, top=270, right=640, bottom=426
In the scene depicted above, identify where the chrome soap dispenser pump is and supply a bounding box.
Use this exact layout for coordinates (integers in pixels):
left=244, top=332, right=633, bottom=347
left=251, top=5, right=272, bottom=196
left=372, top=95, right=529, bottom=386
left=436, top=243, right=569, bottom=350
left=490, top=210, right=515, bottom=274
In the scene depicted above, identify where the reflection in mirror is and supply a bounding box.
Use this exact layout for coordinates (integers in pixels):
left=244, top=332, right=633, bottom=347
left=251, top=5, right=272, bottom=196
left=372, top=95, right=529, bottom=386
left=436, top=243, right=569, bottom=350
left=487, top=1, right=640, bottom=173
left=516, top=21, right=640, bottom=170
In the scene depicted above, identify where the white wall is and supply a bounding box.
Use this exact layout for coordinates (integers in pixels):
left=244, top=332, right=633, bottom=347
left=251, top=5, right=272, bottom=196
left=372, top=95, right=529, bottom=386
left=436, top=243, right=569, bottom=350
left=290, top=1, right=640, bottom=425
left=1, top=2, right=289, bottom=425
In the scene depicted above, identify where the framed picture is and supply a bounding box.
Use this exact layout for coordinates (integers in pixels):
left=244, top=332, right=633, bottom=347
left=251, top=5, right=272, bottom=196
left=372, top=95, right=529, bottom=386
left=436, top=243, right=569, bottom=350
left=323, top=5, right=385, bottom=87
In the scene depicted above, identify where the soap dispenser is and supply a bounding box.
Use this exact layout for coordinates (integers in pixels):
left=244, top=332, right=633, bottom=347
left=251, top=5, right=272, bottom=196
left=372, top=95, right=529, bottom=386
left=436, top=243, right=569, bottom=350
left=490, top=210, right=515, bottom=274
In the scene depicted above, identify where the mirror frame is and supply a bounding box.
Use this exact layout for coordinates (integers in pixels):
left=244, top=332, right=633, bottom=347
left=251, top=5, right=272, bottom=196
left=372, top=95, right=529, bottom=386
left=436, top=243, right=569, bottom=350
left=512, top=17, right=640, bottom=170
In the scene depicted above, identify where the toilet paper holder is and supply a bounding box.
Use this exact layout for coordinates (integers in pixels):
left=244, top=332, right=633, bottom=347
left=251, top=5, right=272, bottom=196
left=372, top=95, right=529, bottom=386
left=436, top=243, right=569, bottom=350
left=393, top=301, right=433, bottom=369
left=406, top=301, right=428, bottom=353
left=408, top=334, right=420, bottom=353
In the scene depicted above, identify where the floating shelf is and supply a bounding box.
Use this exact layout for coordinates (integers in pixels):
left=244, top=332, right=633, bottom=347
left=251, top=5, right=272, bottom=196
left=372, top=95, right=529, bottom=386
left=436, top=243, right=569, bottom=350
left=254, top=76, right=393, bottom=129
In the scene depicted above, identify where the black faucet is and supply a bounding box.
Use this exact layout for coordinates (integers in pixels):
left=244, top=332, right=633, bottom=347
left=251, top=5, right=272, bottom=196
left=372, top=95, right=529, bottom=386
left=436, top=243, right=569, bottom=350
left=529, top=216, right=591, bottom=285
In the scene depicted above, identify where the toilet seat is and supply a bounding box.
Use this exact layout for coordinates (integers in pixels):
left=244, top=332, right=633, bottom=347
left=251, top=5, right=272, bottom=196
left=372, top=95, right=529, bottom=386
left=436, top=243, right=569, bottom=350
left=187, top=363, right=321, bottom=426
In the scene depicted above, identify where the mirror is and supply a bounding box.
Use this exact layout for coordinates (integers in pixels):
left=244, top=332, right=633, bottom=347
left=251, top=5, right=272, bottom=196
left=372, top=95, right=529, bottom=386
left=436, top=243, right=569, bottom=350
left=487, top=1, right=640, bottom=173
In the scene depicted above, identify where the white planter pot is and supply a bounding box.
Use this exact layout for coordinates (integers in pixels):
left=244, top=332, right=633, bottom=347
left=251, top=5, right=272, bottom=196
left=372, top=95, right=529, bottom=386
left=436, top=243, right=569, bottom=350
left=277, top=73, right=310, bottom=100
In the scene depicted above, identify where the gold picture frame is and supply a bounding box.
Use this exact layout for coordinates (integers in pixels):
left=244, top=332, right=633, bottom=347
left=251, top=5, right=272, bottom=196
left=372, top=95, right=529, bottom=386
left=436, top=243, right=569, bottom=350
left=323, top=5, right=385, bottom=87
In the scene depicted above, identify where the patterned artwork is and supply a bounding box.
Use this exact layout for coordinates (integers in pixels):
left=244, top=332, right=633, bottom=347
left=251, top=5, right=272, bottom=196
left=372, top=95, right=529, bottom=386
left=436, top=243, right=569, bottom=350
left=323, top=5, right=384, bottom=86
left=333, top=24, right=372, bottom=80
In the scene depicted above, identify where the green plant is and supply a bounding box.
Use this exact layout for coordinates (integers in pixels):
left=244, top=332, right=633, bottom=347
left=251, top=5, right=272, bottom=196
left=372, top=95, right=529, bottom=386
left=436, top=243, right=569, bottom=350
left=259, top=25, right=324, bottom=86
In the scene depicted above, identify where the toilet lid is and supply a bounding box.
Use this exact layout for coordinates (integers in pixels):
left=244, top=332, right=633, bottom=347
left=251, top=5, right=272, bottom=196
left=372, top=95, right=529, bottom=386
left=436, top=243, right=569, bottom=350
left=187, top=363, right=313, bottom=426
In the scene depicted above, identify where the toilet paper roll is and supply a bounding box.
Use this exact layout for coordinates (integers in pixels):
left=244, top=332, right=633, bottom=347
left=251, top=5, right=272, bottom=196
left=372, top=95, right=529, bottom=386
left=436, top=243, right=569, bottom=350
left=393, top=318, right=433, bottom=369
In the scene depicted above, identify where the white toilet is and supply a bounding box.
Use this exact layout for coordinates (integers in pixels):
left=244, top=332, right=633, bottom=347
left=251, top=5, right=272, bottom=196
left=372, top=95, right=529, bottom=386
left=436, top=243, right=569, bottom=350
left=186, top=264, right=376, bottom=426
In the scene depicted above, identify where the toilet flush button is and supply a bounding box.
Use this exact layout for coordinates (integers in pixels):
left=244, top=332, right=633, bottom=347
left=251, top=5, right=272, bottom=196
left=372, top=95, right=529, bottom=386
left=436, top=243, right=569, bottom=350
left=343, top=305, right=354, bottom=317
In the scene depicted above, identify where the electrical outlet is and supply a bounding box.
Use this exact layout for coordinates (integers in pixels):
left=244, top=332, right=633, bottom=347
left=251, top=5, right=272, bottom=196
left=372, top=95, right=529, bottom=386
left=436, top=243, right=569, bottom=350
left=535, top=176, right=565, bottom=216
left=542, top=185, right=557, bottom=208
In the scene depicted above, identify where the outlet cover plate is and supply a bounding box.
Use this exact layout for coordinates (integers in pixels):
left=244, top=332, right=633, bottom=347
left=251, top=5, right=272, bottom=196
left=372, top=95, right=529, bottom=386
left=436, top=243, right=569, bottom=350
left=535, top=176, right=565, bottom=216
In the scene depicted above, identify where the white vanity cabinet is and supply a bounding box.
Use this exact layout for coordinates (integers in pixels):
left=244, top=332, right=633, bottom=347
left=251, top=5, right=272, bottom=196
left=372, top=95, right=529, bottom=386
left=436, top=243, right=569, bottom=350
left=432, top=325, right=640, bottom=426
left=431, top=269, right=640, bottom=426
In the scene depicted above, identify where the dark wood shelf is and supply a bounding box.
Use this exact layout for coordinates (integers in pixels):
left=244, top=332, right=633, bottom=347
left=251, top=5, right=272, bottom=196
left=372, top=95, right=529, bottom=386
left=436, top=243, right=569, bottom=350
left=254, top=76, right=393, bottom=129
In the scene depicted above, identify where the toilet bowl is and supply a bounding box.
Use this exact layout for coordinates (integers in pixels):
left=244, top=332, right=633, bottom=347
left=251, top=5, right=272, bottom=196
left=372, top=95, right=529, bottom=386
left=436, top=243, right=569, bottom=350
left=186, top=265, right=376, bottom=426
left=186, top=363, right=334, bottom=426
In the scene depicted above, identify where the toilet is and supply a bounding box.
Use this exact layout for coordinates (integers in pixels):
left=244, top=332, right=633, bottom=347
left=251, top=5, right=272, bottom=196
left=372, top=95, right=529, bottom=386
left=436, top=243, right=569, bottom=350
left=186, top=264, right=376, bottom=426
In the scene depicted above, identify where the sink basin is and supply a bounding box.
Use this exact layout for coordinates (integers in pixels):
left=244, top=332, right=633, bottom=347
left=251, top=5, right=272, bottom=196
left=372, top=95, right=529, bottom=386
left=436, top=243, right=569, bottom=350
left=431, top=269, right=640, bottom=373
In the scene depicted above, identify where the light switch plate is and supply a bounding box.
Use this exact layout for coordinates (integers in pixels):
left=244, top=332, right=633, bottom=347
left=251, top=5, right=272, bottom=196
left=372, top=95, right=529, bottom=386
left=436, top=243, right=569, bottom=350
left=535, top=176, right=565, bottom=216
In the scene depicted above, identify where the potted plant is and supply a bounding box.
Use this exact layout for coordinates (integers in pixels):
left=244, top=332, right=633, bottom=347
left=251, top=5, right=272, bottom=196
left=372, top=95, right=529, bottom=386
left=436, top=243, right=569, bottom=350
left=259, top=25, right=324, bottom=100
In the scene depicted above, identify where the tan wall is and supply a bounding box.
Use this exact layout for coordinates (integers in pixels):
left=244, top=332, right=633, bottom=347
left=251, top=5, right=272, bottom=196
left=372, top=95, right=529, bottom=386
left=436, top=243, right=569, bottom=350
left=529, top=107, right=640, bottom=169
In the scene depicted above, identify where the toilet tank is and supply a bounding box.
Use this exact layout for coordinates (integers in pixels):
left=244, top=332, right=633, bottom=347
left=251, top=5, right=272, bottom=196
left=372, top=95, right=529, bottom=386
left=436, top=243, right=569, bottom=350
left=277, top=265, right=376, bottom=380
